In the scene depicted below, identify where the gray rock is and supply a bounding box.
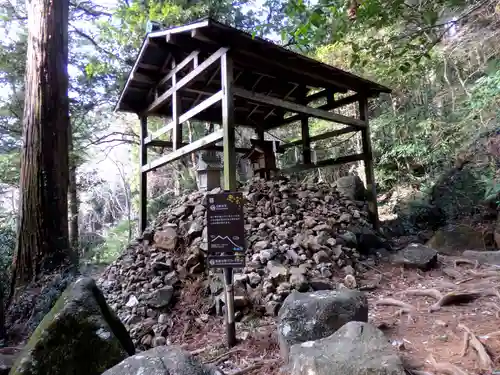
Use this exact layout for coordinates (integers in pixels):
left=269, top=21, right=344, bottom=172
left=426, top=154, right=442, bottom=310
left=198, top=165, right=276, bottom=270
left=313, top=250, right=329, bottom=264
left=146, top=286, right=174, bottom=308
left=392, top=243, right=438, bottom=270
left=462, top=250, right=500, bottom=265
left=335, top=175, right=366, bottom=201
left=102, top=346, right=223, bottom=375
left=267, top=260, right=288, bottom=282
left=277, top=289, right=368, bottom=361
left=289, top=321, right=405, bottom=375
left=154, top=227, right=178, bottom=250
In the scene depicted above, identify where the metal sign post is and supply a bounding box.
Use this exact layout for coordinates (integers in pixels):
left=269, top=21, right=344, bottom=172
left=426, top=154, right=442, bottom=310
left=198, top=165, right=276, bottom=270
left=206, top=191, right=245, bottom=347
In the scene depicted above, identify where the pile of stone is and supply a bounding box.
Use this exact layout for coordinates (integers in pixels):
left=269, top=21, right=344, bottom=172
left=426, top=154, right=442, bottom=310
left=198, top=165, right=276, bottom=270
left=98, top=176, right=389, bottom=348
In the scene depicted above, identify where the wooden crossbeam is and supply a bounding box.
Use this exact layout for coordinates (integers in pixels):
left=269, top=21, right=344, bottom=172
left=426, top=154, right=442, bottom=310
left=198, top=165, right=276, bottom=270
left=147, top=140, right=251, bottom=153
left=279, top=126, right=358, bottom=151
left=142, top=130, right=224, bottom=172
left=268, top=93, right=361, bottom=129
left=145, top=90, right=223, bottom=144
left=233, top=88, right=366, bottom=129
left=145, top=47, right=228, bottom=114
left=281, top=153, right=364, bottom=173
left=158, top=50, right=199, bottom=87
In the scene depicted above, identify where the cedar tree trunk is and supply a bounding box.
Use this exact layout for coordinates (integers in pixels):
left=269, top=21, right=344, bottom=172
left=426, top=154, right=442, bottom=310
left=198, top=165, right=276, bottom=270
left=11, top=0, right=73, bottom=291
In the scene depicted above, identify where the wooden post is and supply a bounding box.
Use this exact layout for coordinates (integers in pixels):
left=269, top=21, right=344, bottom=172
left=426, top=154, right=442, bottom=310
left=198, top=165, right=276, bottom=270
left=221, top=50, right=237, bottom=348
left=172, top=59, right=182, bottom=195
left=256, top=128, right=265, bottom=178
left=139, top=116, right=148, bottom=234
left=300, top=87, right=311, bottom=164
left=359, top=96, right=379, bottom=230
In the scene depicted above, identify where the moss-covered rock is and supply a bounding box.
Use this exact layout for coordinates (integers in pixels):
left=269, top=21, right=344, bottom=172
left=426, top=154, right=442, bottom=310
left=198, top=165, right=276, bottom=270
left=427, top=223, right=494, bottom=254
left=9, top=277, right=134, bottom=375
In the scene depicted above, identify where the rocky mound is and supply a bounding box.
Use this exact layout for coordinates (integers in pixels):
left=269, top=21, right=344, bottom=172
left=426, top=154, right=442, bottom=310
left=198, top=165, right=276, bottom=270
left=98, top=176, right=389, bottom=349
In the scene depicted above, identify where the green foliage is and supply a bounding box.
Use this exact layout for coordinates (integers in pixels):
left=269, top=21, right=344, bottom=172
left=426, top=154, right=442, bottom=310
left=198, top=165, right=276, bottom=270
left=87, top=220, right=135, bottom=264
left=0, top=224, right=15, bottom=296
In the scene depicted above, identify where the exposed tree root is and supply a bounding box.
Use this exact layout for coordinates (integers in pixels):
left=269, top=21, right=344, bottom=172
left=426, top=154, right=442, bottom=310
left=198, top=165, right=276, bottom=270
left=458, top=323, right=492, bottom=371
left=375, top=298, right=415, bottom=313
left=229, top=360, right=277, bottom=375
left=468, top=270, right=500, bottom=278
left=409, top=371, right=434, bottom=375
left=429, top=291, right=482, bottom=312
left=427, top=355, right=469, bottom=375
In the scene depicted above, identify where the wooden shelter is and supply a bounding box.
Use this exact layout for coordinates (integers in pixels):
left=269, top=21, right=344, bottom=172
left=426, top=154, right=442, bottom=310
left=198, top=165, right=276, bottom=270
left=114, top=18, right=391, bottom=233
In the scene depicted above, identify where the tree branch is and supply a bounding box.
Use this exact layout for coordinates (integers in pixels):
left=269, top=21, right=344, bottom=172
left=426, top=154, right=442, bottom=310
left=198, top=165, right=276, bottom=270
left=69, top=26, right=119, bottom=60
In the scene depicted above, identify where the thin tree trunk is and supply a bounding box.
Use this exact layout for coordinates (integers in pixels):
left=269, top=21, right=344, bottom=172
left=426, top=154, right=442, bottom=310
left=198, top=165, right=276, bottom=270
left=10, top=0, right=73, bottom=294
left=69, top=144, right=79, bottom=257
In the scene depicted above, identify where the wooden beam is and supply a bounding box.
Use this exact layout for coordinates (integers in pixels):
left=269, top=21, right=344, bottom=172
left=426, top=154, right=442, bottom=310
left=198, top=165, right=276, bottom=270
left=158, top=50, right=199, bottom=87
left=172, top=63, right=181, bottom=150
left=279, top=127, right=358, bottom=151
left=221, top=51, right=237, bottom=190
left=359, top=96, right=379, bottom=230
left=305, top=89, right=329, bottom=103
left=147, top=140, right=251, bottom=153
left=282, top=153, right=364, bottom=173
left=145, top=90, right=223, bottom=144
left=145, top=47, right=228, bottom=114
left=233, top=88, right=366, bottom=129
left=139, top=116, right=148, bottom=233
left=141, top=130, right=224, bottom=172
left=268, top=93, right=361, bottom=129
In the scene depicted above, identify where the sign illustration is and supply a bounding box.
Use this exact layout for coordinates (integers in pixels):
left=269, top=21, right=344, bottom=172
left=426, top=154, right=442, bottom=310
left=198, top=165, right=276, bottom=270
left=206, top=191, right=245, bottom=268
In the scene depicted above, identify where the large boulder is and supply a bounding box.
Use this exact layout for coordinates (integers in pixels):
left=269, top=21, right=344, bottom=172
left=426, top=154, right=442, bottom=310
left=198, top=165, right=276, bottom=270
left=277, top=289, right=368, bottom=361
left=392, top=243, right=438, bottom=270
left=335, top=175, right=365, bottom=201
left=101, top=346, right=223, bottom=375
left=427, top=223, right=493, bottom=254
left=289, top=321, right=405, bottom=375
left=9, top=277, right=134, bottom=375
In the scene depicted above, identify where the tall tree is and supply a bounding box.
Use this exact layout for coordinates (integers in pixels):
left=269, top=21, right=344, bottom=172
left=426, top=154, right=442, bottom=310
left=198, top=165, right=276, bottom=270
left=10, top=0, right=74, bottom=291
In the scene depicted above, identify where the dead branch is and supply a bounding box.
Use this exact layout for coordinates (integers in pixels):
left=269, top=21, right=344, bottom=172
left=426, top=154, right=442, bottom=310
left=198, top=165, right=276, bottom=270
left=427, top=355, right=469, bottom=375
left=458, top=323, right=492, bottom=371
left=429, top=291, right=482, bottom=312
left=229, top=361, right=276, bottom=375
left=409, top=371, right=434, bottom=375
left=204, top=349, right=245, bottom=365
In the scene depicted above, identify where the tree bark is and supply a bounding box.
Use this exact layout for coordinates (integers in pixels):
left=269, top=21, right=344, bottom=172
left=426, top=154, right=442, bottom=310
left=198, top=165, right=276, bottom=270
left=11, top=0, right=73, bottom=292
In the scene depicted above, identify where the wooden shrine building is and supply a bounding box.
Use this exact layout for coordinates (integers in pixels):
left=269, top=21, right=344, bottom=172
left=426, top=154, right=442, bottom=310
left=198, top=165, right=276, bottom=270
left=114, top=18, right=391, bottom=233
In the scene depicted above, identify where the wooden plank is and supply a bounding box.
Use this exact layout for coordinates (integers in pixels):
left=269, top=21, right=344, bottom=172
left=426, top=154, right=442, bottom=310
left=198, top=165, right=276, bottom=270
left=158, top=50, right=199, bottom=87
left=359, top=96, right=379, bottom=230
left=279, top=127, right=358, bottom=151
left=221, top=51, right=237, bottom=190
left=268, top=93, right=361, bottom=129
left=282, top=153, right=364, bottom=173
left=145, top=47, right=228, bottom=114
left=139, top=116, right=148, bottom=233
left=233, top=88, right=366, bottom=129
left=147, top=139, right=251, bottom=153
left=142, top=130, right=224, bottom=172
left=145, top=90, right=223, bottom=144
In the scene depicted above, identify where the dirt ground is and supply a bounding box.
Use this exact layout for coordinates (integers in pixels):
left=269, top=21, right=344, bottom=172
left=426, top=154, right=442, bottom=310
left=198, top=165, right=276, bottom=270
left=167, top=255, right=500, bottom=375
